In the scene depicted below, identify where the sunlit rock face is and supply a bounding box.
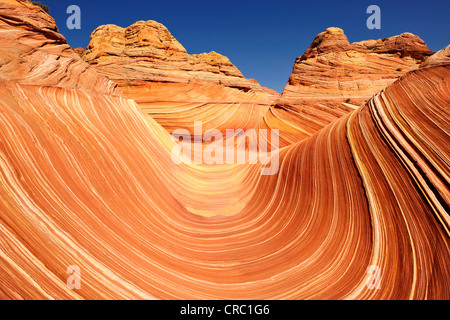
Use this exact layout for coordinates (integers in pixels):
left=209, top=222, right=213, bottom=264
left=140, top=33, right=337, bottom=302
left=284, top=27, right=433, bottom=99
left=421, top=45, right=450, bottom=68
left=0, top=0, right=449, bottom=300
left=83, top=20, right=261, bottom=91
left=0, top=0, right=121, bottom=95
left=269, top=27, right=435, bottom=145
left=81, top=20, right=272, bottom=136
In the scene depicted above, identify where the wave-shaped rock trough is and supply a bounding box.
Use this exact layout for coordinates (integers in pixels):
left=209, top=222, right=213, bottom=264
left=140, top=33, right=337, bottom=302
left=0, top=0, right=448, bottom=299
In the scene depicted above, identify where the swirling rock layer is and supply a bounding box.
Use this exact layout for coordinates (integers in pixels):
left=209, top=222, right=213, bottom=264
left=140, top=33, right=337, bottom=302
left=82, top=20, right=272, bottom=136
left=274, top=27, right=435, bottom=144
left=0, top=0, right=449, bottom=300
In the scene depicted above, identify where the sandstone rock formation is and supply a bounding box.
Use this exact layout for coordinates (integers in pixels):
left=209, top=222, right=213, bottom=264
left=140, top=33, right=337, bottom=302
left=0, top=0, right=449, bottom=300
left=268, top=27, right=435, bottom=145
left=81, top=20, right=271, bottom=136
left=0, top=0, right=121, bottom=95
left=73, top=47, right=86, bottom=57
left=421, top=45, right=450, bottom=68
left=285, top=27, right=433, bottom=100
left=83, top=20, right=263, bottom=92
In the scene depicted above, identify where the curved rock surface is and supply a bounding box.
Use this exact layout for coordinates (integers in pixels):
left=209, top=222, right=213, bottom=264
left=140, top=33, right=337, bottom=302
left=0, top=0, right=449, bottom=300
left=273, top=27, right=435, bottom=145
left=0, top=0, right=121, bottom=95
left=83, top=20, right=262, bottom=92
left=82, top=20, right=271, bottom=136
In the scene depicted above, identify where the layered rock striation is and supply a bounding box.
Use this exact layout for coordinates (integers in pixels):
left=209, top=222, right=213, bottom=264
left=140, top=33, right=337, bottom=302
left=283, top=27, right=433, bottom=100
left=267, top=27, right=436, bottom=145
left=83, top=21, right=263, bottom=91
left=0, top=0, right=449, bottom=300
left=82, top=20, right=271, bottom=136
left=0, top=0, right=121, bottom=95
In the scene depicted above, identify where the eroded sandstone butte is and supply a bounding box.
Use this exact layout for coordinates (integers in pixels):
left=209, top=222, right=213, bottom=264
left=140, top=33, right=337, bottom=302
left=0, top=0, right=121, bottom=95
left=266, top=27, right=435, bottom=144
left=284, top=27, right=433, bottom=100
left=0, top=0, right=449, bottom=300
left=82, top=21, right=272, bottom=136
left=80, top=23, right=437, bottom=147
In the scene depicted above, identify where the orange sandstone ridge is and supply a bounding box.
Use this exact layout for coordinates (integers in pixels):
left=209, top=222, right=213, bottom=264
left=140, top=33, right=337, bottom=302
left=421, top=45, right=450, bottom=68
left=81, top=20, right=272, bottom=136
left=80, top=22, right=436, bottom=145
left=0, top=0, right=121, bottom=95
left=83, top=21, right=263, bottom=91
left=269, top=27, right=435, bottom=144
left=284, top=27, right=433, bottom=99
left=0, top=0, right=449, bottom=300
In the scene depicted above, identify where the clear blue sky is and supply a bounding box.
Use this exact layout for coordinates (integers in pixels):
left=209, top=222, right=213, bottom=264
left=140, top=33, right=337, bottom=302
left=43, top=0, right=449, bottom=93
